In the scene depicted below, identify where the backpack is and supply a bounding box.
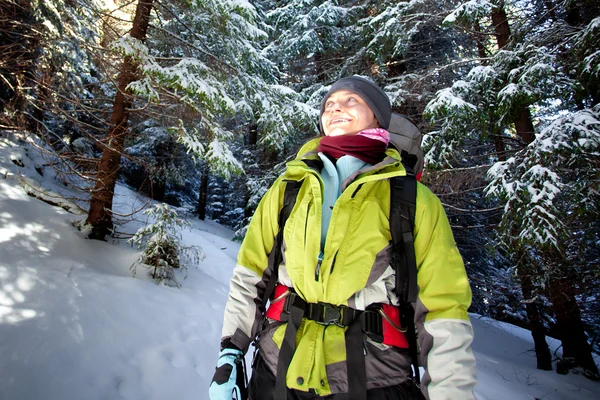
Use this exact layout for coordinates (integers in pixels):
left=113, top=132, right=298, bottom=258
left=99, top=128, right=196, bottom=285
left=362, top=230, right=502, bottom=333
left=259, top=113, right=424, bottom=400
left=388, top=112, right=424, bottom=178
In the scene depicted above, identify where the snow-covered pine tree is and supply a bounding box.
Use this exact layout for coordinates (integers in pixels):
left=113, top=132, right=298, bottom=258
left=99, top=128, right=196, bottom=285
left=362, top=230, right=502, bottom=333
left=83, top=0, right=314, bottom=237
left=129, top=203, right=204, bottom=287
left=487, top=103, right=600, bottom=379
left=431, top=0, right=600, bottom=377
left=1, top=0, right=109, bottom=200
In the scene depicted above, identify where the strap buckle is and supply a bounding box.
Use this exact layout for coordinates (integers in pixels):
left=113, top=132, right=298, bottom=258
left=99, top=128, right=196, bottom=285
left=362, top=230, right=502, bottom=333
left=281, top=293, right=305, bottom=322
left=361, top=310, right=384, bottom=343
left=317, top=303, right=344, bottom=327
left=282, top=295, right=354, bottom=327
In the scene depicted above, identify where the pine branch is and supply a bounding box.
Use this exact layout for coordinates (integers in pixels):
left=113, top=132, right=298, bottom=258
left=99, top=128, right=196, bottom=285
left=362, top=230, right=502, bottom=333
left=153, top=0, right=239, bottom=75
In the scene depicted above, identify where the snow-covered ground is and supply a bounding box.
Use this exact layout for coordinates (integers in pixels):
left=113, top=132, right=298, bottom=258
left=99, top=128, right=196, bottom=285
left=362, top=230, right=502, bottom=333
left=0, top=133, right=599, bottom=400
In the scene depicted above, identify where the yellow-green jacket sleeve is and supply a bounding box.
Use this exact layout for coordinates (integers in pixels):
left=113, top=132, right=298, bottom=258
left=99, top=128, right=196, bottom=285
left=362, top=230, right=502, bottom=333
left=220, top=177, right=284, bottom=352
left=413, top=183, right=477, bottom=400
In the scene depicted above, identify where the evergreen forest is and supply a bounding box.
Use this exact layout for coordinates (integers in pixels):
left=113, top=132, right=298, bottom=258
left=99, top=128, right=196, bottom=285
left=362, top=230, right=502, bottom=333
left=1, top=0, right=599, bottom=381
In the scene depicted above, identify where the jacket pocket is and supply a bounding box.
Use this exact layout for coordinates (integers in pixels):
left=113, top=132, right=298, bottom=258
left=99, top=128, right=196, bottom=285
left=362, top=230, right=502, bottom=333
left=364, top=338, right=412, bottom=389
left=258, top=320, right=285, bottom=377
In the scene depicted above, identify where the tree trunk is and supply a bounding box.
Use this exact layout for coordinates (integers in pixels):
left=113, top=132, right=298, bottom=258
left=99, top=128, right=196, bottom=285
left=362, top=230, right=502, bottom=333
left=244, top=123, right=258, bottom=219
left=196, top=163, right=209, bottom=220
left=473, top=21, right=487, bottom=60
left=2, top=0, right=42, bottom=127
left=565, top=0, right=600, bottom=27
left=491, top=7, right=511, bottom=49
left=493, top=133, right=507, bottom=162
left=86, top=0, right=154, bottom=240
left=315, top=52, right=325, bottom=81
left=151, top=177, right=166, bottom=202
left=492, top=6, right=536, bottom=147
left=248, top=122, right=258, bottom=147
left=565, top=1, right=581, bottom=26
left=491, top=4, right=597, bottom=379
left=517, top=261, right=553, bottom=370
left=548, top=269, right=600, bottom=379
left=514, top=106, right=536, bottom=145
left=543, top=0, right=556, bottom=20
left=488, top=9, right=512, bottom=160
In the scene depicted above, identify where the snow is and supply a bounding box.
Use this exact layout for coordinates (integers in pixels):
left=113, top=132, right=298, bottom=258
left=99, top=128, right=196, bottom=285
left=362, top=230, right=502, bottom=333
left=467, top=65, right=497, bottom=83
left=112, top=35, right=158, bottom=68
left=205, top=138, right=244, bottom=180
left=443, top=0, right=493, bottom=25
left=1, top=133, right=599, bottom=400
left=425, top=87, right=477, bottom=115
left=498, top=83, right=519, bottom=98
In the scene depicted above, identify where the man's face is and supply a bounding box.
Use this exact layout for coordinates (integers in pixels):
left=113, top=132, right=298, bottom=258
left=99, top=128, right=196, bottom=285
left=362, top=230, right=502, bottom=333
left=321, top=90, right=378, bottom=137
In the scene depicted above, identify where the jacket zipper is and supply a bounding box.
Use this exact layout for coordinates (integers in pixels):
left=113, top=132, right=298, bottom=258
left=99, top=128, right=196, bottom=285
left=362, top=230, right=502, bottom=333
left=315, top=251, right=324, bottom=281
left=304, top=201, right=312, bottom=247
left=289, top=160, right=403, bottom=282
left=330, top=251, right=338, bottom=274
left=351, top=183, right=364, bottom=198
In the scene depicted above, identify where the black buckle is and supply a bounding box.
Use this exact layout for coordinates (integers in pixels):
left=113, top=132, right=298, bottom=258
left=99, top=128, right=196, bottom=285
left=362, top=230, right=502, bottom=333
left=317, top=303, right=343, bottom=326
left=282, top=296, right=357, bottom=328
left=305, top=302, right=352, bottom=327
left=361, top=310, right=384, bottom=342
left=281, top=293, right=306, bottom=322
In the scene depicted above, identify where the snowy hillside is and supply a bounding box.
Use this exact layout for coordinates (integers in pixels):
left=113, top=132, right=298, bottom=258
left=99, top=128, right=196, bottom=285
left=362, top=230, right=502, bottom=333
left=0, top=134, right=599, bottom=400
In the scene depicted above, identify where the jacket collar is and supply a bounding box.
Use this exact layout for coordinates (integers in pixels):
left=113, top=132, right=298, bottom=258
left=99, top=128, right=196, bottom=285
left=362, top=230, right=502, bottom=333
left=296, top=136, right=402, bottom=159
left=291, top=137, right=404, bottom=174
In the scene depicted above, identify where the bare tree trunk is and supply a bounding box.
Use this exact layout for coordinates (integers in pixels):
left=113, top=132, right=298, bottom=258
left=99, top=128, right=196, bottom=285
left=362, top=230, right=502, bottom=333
left=518, top=261, right=552, bottom=370
left=565, top=0, right=584, bottom=26
left=86, top=0, right=154, bottom=240
left=492, top=135, right=507, bottom=161
left=1, top=0, right=41, bottom=126
left=152, top=178, right=166, bottom=202
left=543, top=0, right=557, bottom=20
left=248, top=122, right=258, bottom=147
left=244, top=123, right=258, bottom=219
left=488, top=10, right=513, bottom=160
left=547, top=256, right=600, bottom=379
left=492, top=6, right=536, bottom=147
left=315, top=52, right=325, bottom=81
left=514, top=106, right=536, bottom=145
left=196, top=163, right=209, bottom=220
left=473, top=20, right=487, bottom=60
left=491, top=7, right=511, bottom=49
left=492, top=3, right=597, bottom=379
left=493, top=7, right=552, bottom=370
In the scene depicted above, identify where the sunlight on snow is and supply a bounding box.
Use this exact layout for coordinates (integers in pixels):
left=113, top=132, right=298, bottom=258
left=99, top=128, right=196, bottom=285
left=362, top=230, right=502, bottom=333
left=0, top=267, right=38, bottom=324
left=0, top=181, right=30, bottom=202
left=0, top=222, right=48, bottom=244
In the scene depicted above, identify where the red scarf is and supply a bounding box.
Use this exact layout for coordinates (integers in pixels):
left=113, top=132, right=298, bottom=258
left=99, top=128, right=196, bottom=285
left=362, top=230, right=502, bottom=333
left=317, top=135, right=387, bottom=165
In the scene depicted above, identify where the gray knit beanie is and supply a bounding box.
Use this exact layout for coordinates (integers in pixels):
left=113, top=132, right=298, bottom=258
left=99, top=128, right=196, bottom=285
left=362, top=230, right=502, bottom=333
left=320, top=76, right=392, bottom=131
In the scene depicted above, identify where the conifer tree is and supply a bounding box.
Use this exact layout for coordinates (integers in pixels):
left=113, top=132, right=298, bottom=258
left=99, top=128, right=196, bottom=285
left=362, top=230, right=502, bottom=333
left=429, top=0, right=600, bottom=377
left=86, top=0, right=154, bottom=239
left=84, top=0, right=313, bottom=237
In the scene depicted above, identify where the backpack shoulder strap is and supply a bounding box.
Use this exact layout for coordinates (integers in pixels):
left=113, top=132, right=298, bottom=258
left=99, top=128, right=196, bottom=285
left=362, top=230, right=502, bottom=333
left=261, top=179, right=304, bottom=308
left=389, top=175, right=418, bottom=303
left=389, top=175, right=421, bottom=384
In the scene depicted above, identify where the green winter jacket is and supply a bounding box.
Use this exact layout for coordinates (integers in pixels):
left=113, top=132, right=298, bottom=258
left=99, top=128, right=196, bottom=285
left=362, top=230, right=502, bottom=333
left=220, top=137, right=477, bottom=399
